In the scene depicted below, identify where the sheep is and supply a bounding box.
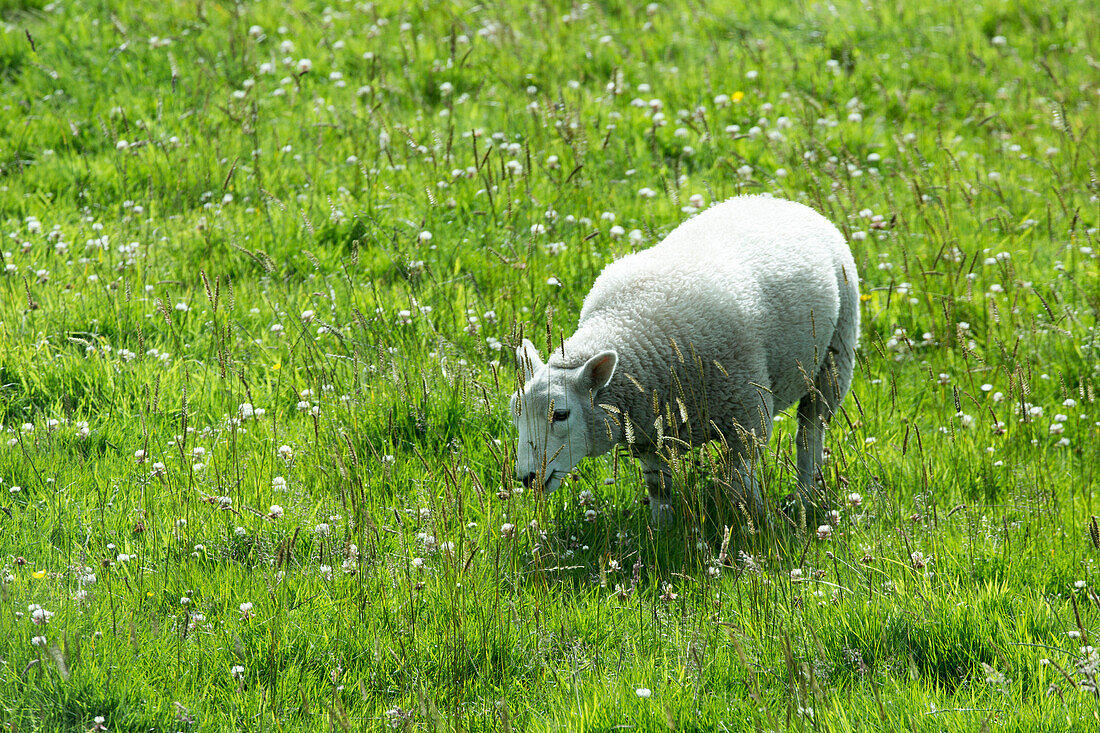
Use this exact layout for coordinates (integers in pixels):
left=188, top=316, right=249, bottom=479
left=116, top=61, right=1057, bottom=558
left=510, top=195, right=860, bottom=523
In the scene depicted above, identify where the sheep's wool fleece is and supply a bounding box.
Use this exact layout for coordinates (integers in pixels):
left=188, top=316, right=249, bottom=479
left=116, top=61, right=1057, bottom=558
left=551, top=195, right=860, bottom=449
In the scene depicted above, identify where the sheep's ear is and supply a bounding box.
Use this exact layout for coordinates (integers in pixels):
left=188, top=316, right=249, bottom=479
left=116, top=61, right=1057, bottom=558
left=579, top=350, right=617, bottom=392
left=515, top=338, right=544, bottom=383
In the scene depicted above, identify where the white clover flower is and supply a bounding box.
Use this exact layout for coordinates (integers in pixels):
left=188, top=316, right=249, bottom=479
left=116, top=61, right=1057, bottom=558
left=296, top=58, right=312, bottom=74
left=30, top=605, right=54, bottom=625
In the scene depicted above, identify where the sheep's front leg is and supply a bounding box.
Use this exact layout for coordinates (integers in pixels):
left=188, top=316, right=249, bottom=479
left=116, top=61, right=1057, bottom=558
left=640, top=453, right=673, bottom=526
left=729, top=452, right=764, bottom=519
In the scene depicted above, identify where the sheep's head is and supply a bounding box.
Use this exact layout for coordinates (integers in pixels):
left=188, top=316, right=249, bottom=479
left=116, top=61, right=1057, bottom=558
left=510, top=338, right=617, bottom=492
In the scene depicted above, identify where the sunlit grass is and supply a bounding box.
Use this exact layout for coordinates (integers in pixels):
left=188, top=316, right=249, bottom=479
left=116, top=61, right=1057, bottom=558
left=1, top=0, right=1099, bottom=730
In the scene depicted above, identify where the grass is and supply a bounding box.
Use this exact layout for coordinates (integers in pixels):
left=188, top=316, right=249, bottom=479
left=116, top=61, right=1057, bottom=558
left=0, top=0, right=1099, bottom=729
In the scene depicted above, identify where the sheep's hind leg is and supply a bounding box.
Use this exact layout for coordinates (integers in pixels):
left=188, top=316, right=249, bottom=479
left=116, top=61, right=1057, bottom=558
left=640, top=453, right=673, bottom=526
left=796, top=339, right=855, bottom=509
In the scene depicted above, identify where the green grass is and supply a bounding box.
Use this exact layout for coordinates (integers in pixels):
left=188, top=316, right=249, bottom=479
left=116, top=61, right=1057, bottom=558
left=1, top=0, right=1099, bottom=729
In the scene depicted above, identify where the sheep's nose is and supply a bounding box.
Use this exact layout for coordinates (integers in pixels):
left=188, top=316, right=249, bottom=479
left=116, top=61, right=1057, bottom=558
left=520, top=472, right=537, bottom=488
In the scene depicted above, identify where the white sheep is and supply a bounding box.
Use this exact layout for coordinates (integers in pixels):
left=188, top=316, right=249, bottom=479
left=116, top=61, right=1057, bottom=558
left=511, top=195, right=860, bottom=522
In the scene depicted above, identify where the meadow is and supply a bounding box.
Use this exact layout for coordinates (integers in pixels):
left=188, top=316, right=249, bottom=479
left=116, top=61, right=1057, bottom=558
left=1, top=0, right=1099, bottom=729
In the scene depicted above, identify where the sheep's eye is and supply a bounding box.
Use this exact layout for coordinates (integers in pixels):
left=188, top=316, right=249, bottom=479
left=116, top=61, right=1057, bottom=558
left=552, top=409, right=570, bottom=423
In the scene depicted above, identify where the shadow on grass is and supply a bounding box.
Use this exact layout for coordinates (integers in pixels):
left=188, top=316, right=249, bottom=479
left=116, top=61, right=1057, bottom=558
left=535, top=469, right=814, bottom=589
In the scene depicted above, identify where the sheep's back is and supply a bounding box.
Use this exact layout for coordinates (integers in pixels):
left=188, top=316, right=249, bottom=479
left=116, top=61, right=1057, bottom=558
left=576, top=195, right=856, bottom=416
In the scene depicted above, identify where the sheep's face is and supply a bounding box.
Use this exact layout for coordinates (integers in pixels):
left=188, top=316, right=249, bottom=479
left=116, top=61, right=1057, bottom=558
left=511, top=338, right=617, bottom=493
